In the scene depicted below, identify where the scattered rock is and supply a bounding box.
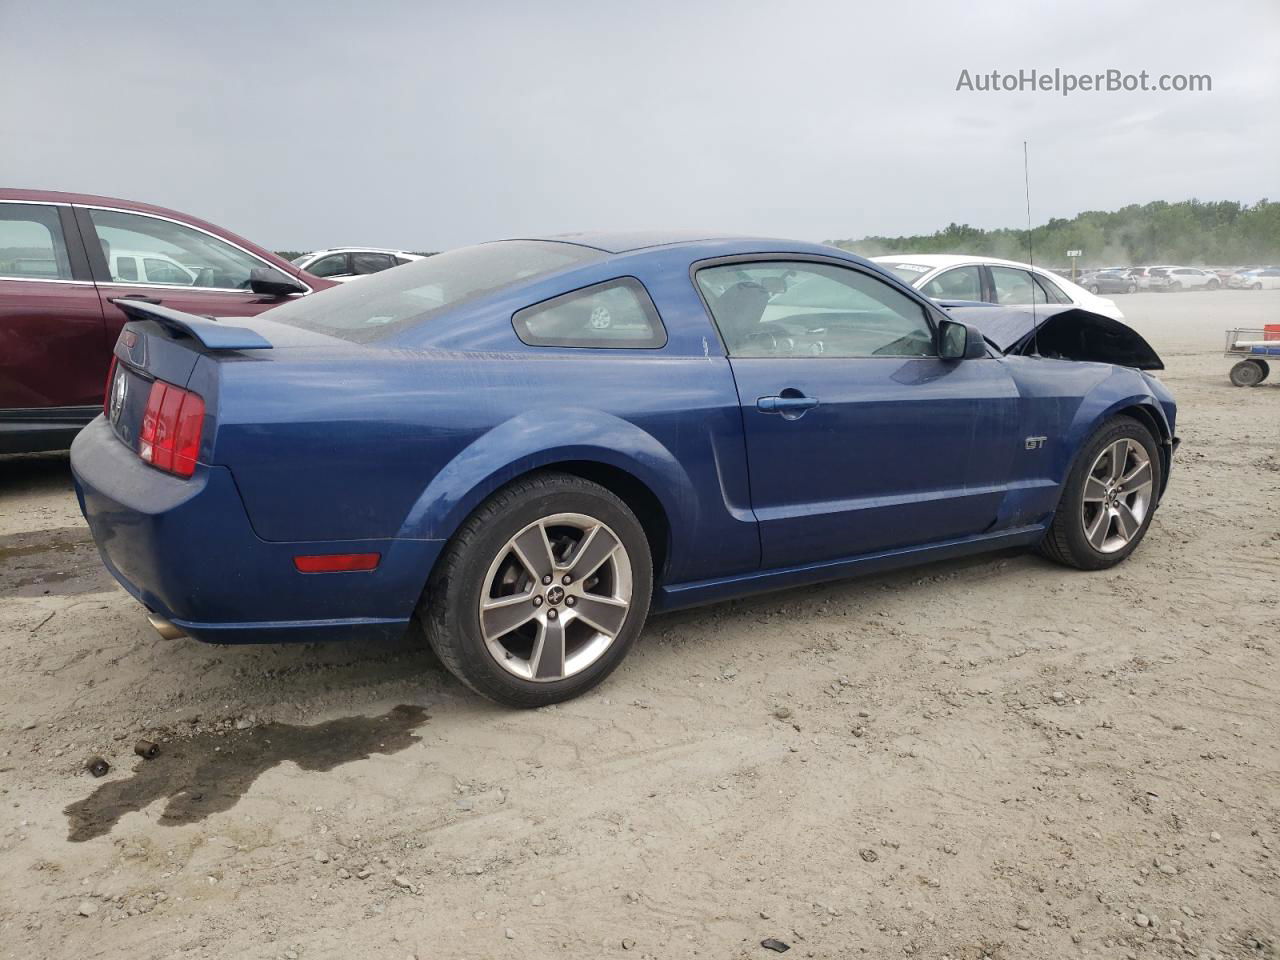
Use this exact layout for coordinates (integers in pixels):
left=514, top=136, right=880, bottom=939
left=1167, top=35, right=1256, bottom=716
left=336, top=867, right=351, bottom=880
left=313, top=850, right=330, bottom=864
left=356, top=868, right=373, bottom=880
left=504, top=927, right=516, bottom=940
left=1015, top=919, right=1031, bottom=931
left=1135, top=913, right=1150, bottom=927
left=761, top=938, right=791, bottom=953
left=1210, top=831, right=1222, bottom=843
left=621, top=938, right=636, bottom=950
left=1052, top=691, right=1068, bottom=704
left=772, top=706, right=793, bottom=720
left=76, top=900, right=98, bottom=917
left=859, top=849, right=879, bottom=863
left=393, top=876, right=413, bottom=890
left=531, top=892, right=545, bottom=907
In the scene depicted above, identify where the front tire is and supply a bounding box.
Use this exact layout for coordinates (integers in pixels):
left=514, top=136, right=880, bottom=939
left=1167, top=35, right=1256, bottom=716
left=1038, top=417, right=1163, bottom=570
left=420, top=472, right=652, bottom=707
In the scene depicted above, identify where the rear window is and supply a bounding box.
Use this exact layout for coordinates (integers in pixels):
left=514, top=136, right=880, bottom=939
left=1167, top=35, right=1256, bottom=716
left=267, top=240, right=603, bottom=343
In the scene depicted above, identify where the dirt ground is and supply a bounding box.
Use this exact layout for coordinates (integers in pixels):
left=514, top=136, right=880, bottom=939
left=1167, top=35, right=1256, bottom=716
left=1, top=290, right=1277, bottom=960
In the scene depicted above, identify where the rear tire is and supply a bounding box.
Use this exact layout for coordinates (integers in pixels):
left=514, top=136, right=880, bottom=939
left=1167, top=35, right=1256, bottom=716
left=1038, top=417, right=1163, bottom=571
left=420, top=472, right=652, bottom=707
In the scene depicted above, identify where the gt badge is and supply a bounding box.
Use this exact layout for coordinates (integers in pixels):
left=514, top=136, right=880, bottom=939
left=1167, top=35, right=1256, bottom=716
left=1024, top=436, right=1047, bottom=450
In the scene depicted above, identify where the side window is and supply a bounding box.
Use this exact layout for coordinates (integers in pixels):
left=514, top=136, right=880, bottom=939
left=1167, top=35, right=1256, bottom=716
left=513, top=277, right=666, bottom=348
left=1033, top=273, right=1072, bottom=304
left=115, top=256, right=138, bottom=281
left=920, top=265, right=982, bottom=301
left=990, top=266, right=1049, bottom=305
left=88, top=208, right=270, bottom=289
left=0, top=203, right=73, bottom=280
left=307, top=254, right=351, bottom=278
left=696, top=261, right=936, bottom=359
left=352, top=252, right=395, bottom=275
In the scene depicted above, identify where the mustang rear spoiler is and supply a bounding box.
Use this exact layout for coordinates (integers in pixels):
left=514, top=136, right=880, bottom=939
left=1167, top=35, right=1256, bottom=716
left=109, top=298, right=273, bottom=350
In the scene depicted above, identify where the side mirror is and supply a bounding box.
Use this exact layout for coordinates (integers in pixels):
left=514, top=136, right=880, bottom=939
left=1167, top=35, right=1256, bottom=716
left=938, top=319, right=986, bottom=360
left=250, top=266, right=307, bottom=298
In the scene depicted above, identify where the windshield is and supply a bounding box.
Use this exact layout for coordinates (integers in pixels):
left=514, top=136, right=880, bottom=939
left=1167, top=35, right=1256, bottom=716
left=879, top=262, right=932, bottom=285
left=266, top=240, right=604, bottom=343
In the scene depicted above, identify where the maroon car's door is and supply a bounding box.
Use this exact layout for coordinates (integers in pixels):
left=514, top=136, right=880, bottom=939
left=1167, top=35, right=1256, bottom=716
left=73, top=205, right=308, bottom=350
left=0, top=202, right=107, bottom=411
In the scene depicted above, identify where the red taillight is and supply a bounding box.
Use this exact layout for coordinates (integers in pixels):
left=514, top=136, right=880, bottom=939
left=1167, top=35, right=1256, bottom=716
left=139, top=379, right=205, bottom=478
left=293, top=553, right=381, bottom=573
left=103, top=356, right=118, bottom=416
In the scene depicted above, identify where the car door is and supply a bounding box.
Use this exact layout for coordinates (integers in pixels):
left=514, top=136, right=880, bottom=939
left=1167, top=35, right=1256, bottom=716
left=0, top=201, right=107, bottom=417
left=306, top=252, right=354, bottom=280
left=75, top=205, right=305, bottom=347
left=988, top=264, right=1061, bottom=308
left=351, top=252, right=396, bottom=277
left=694, top=257, right=1021, bottom=569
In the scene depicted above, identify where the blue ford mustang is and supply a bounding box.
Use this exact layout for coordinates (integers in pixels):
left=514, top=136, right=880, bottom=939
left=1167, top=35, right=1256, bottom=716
left=71, top=233, right=1177, bottom=706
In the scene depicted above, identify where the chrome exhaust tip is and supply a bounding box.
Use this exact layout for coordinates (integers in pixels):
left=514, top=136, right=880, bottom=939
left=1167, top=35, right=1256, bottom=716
left=147, top=613, right=186, bottom=640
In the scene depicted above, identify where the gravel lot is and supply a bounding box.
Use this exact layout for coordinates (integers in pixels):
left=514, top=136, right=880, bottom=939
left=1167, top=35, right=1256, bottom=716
left=1, top=291, right=1277, bottom=960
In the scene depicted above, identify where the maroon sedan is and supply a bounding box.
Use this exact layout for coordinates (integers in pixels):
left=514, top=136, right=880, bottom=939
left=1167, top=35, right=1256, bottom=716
left=0, top=189, right=334, bottom=453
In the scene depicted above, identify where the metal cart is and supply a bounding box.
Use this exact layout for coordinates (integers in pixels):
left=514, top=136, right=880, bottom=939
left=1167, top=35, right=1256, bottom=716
left=1225, top=328, right=1280, bottom=387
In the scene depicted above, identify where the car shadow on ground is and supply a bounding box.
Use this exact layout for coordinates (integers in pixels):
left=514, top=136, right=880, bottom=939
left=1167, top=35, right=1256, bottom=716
left=0, top=451, right=74, bottom=497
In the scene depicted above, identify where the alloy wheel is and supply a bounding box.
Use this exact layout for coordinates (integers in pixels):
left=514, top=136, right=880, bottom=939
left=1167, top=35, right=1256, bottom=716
left=1080, top=438, right=1154, bottom=554
left=478, top=513, right=633, bottom=682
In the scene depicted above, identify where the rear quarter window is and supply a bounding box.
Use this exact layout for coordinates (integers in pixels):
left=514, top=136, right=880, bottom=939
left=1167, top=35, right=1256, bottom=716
left=513, top=278, right=667, bottom=349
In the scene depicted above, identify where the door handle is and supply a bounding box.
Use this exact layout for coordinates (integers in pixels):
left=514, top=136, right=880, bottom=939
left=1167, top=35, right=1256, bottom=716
left=757, top=394, right=819, bottom=417
left=112, top=294, right=163, bottom=305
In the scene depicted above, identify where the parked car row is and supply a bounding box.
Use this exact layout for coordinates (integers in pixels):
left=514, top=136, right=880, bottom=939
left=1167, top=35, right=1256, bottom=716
left=1066, top=264, right=1280, bottom=293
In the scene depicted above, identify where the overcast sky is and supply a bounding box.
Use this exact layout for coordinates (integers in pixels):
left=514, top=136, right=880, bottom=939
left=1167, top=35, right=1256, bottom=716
left=2, top=0, right=1276, bottom=251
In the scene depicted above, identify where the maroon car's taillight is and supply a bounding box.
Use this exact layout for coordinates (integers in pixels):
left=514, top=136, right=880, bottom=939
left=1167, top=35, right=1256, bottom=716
left=139, top=379, right=205, bottom=478
left=103, top=356, right=118, bottom=416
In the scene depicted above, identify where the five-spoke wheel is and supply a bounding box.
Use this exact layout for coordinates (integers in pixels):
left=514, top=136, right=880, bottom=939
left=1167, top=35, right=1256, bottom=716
left=421, top=473, right=652, bottom=707
left=480, top=514, right=633, bottom=682
left=1080, top=438, right=1154, bottom=554
left=1039, top=416, right=1164, bottom=570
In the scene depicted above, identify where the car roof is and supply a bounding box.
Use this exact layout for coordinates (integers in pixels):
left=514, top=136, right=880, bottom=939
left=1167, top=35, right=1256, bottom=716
left=527, top=230, right=809, bottom=254
left=869, top=253, right=1067, bottom=271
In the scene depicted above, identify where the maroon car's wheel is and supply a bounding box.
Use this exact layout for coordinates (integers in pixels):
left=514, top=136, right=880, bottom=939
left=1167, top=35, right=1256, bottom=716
left=1038, top=417, right=1163, bottom=570
left=420, top=472, right=652, bottom=707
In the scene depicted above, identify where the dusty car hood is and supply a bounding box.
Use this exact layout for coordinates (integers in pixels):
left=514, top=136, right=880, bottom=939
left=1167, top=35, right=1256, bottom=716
left=940, top=303, right=1164, bottom=371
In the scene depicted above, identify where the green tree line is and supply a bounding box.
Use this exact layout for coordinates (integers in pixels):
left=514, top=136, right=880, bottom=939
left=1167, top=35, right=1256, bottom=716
left=829, top=199, right=1280, bottom=268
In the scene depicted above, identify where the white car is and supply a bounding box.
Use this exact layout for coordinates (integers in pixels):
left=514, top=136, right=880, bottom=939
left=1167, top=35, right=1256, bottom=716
left=1236, top=267, right=1280, bottom=290
left=291, top=247, right=424, bottom=282
left=108, top=249, right=197, bottom=285
left=1148, top=266, right=1221, bottom=292
left=871, top=254, right=1124, bottom=320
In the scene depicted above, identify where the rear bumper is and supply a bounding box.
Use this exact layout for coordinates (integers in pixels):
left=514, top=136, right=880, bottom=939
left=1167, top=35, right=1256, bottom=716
left=70, top=417, right=444, bottom=644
